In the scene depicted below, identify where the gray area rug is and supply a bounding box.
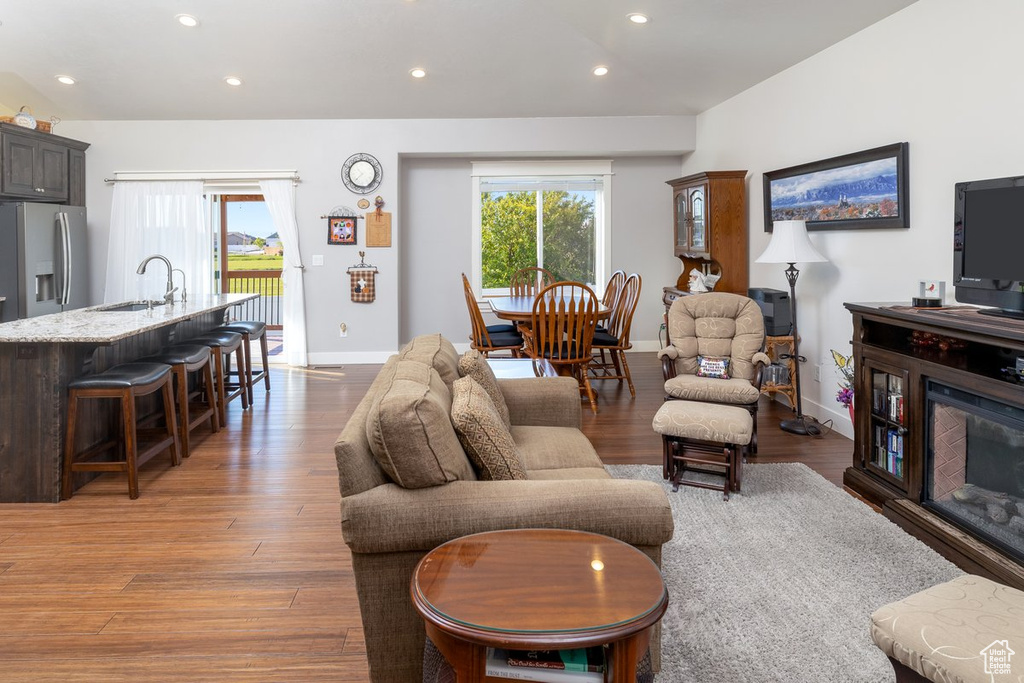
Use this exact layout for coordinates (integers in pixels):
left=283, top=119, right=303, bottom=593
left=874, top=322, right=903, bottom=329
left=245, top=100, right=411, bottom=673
left=608, top=463, right=963, bottom=683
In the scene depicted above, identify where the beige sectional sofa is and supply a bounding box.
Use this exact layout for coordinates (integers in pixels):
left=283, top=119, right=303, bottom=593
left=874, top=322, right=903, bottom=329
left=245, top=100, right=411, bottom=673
left=334, top=334, right=674, bottom=683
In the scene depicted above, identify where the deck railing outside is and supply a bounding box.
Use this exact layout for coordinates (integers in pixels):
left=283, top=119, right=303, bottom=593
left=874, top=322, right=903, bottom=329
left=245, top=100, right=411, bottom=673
left=225, top=269, right=283, bottom=329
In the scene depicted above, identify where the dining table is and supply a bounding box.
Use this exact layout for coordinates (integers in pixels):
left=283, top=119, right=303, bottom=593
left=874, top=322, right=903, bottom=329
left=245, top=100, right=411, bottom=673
left=486, top=295, right=612, bottom=324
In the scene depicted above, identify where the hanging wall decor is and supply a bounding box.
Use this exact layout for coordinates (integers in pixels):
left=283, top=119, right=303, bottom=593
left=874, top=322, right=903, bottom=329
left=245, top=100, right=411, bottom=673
left=348, top=251, right=379, bottom=303
left=323, top=205, right=362, bottom=245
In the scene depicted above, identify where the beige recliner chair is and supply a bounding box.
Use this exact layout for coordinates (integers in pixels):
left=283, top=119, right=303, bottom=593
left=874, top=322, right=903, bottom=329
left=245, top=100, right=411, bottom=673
left=658, top=292, right=770, bottom=452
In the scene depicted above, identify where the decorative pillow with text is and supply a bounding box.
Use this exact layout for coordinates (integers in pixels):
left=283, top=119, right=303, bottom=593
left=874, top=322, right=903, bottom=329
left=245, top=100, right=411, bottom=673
left=696, top=355, right=731, bottom=379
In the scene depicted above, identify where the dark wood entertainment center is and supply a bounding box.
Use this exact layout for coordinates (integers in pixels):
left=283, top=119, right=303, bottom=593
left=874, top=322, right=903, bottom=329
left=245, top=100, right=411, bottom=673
left=845, top=302, right=1024, bottom=589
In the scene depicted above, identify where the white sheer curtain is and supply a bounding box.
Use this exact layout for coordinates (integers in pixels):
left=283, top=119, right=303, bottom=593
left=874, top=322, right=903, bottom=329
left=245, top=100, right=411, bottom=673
left=259, top=179, right=307, bottom=367
left=104, top=180, right=212, bottom=304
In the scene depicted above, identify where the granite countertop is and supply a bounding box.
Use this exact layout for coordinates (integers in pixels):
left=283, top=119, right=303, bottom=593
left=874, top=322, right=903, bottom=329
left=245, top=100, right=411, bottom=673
left=0, top=293, right=257, bottom=343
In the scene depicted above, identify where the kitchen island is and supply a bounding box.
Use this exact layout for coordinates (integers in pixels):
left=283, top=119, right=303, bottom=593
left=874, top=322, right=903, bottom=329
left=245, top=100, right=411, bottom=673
left=0, top=294, right=257, bottom=502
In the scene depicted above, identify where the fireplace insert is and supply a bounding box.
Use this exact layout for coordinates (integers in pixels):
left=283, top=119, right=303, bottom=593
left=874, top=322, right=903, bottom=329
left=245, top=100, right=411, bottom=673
left=925, top=380, right=1024, bottom=562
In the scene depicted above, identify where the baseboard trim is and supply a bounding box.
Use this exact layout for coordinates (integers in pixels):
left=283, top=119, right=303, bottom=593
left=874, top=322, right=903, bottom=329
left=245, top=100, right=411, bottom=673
left=308, top=350, right=396, bottom=366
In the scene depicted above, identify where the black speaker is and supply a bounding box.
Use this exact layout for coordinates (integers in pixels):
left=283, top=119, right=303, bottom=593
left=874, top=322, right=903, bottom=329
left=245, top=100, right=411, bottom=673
left=749, top=287, right=793, bottom=336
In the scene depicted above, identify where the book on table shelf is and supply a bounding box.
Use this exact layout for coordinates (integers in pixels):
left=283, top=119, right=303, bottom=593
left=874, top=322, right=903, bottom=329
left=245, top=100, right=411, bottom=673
left=485, top=648, right=605, bottom=682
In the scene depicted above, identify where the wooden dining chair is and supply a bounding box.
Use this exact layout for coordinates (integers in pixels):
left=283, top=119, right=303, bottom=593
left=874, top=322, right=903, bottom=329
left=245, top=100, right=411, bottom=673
left=602, top=270, right=626, bottom=311
left=522, top=281, right=600, bottom=413
left=509, top=267, right=554, bottom=297
left=462, top=273, right=524, bottom=357
left=589, top=272, right=642, bottom=398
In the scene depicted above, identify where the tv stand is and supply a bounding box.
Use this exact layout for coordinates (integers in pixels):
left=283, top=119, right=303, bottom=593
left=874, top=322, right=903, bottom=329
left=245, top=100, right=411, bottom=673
left=844, top=302, right=1024, bottom=590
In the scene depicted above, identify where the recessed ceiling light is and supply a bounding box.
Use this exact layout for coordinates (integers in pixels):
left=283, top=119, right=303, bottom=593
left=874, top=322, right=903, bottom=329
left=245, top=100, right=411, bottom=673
left=409, top=68, right=426, bottom=79
left=627, top=13, right=649, bottom=24
left=56, top=75, right=76, bottom=85
left=224, top=76, right=243, bottom=87
left=176, top=14, right=199, bottom=27
left=592, top=66, right=609, bottom=76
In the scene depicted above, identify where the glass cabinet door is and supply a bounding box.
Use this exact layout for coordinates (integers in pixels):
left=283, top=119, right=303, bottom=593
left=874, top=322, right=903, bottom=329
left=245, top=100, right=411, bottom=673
left=865, top=363, right=909, bottom=489
left=688, top=186, right=707, bottom=254
left=674, top=191, right=688, bottom=249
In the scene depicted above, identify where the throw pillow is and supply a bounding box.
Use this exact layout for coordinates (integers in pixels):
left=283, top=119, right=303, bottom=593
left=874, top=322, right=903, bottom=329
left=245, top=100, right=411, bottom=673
left=397, top=334, right=461, bottom=389
left=457, top=349, right=511, bottom=429
left=450, top=376, right=527, bottom=481
left=696, top=355, right=731, bottom=379
left=365, top=360, right=476, bottom=488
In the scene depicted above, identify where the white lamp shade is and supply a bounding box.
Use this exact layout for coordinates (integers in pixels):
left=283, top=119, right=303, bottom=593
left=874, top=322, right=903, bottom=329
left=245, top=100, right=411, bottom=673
left=755, top=220, right=828, bottom=264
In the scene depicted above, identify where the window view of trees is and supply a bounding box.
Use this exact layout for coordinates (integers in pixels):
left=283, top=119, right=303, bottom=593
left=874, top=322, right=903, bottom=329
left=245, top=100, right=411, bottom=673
left=480, top=190, right=596, bottom=289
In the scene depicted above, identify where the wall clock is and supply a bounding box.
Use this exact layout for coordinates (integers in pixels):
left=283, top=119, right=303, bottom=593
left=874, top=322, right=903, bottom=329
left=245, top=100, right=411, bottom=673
left=342, top=153, right=383, bottom=194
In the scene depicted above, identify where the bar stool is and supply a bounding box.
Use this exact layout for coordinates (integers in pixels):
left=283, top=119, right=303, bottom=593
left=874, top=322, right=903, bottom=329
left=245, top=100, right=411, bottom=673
left=62, top=362, right=181, bottom=500
left=147, top=344, right=219, bottom=458
left=189, top=330, right=249, bottom=424
left=215, top=320, right=270, bottom=405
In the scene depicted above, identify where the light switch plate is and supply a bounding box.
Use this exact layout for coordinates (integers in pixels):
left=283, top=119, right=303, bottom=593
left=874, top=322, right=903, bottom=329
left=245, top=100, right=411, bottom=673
left=312, top=254, right=324, bottom=266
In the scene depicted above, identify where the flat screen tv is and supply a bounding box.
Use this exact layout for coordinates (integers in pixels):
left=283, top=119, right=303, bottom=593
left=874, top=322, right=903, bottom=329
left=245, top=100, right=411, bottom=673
left=953, top=176, right=1024, bottom=319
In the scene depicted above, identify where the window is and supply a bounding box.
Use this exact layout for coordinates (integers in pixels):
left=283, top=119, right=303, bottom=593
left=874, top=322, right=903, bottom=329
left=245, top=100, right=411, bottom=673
left=472, top=161, right=612, bottom=296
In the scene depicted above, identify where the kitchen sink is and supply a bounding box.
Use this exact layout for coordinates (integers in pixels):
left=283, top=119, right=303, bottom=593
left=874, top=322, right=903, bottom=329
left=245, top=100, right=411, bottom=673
left=97, top=301, right=164, bottom=312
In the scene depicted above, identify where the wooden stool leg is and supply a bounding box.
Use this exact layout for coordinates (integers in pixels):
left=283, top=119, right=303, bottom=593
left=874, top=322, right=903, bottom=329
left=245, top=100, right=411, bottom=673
left=162, top=375, right=181, bottom=467
left=61, top=391, right=80, bottom=500
left=259, top=332, right=270, bottom=392
left=234, top=346, right=249, bottom=410
left=211, top=349, right=227, bottom=426
left=240, top=332, right=254, bottom=405
left=204, top=359, right=220, bottom=433
left=123, top=388, right=139, bottom=500
left=174, top=365, right=191, bottom=458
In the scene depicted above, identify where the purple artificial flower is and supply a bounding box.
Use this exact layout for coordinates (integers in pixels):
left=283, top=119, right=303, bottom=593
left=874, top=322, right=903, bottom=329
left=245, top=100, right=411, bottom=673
left=836, top=387, right=854, bottom=408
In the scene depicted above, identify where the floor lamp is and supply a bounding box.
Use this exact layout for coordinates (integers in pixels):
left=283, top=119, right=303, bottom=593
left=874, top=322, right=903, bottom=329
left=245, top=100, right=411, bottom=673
left=755, top=219, right=828, bottom=436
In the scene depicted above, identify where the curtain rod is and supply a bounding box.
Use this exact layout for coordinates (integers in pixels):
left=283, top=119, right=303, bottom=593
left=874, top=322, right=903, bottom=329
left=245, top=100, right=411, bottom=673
left=104, top=171, right=300, bottom=183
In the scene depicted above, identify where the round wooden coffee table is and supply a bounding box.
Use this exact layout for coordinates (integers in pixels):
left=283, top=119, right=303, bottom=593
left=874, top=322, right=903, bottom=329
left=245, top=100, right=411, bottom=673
left=411, top=528, right=668, bottom=682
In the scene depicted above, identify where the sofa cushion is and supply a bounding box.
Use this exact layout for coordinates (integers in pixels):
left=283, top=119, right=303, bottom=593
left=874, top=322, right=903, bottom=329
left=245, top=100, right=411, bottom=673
left=458, top=350, right=511, bottom=429
left=450, top=376, right=527, bottom=481
left=398, top=334, right=461, bottom=389
left=664, top=374, right=760, bottom=404
left=510, top=426, right=605, bottom=471
left=365, top=360, right=476, bottom=488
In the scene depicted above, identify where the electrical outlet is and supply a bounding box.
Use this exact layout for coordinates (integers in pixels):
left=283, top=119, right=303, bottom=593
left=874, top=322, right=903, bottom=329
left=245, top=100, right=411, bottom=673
left=813, top=364, right=821, bottom=382
left=339, top=323, right=348, bottom=338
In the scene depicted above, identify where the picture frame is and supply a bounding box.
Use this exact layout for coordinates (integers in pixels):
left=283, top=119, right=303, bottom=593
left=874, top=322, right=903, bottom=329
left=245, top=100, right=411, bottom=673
left=763, top=142, right=909, bottom=232
left=327, top=216, right=358, bottom=245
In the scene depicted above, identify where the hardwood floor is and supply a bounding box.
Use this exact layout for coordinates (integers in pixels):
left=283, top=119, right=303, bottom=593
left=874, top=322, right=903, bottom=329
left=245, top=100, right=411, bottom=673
left=0, top=353, right=853, bottom=681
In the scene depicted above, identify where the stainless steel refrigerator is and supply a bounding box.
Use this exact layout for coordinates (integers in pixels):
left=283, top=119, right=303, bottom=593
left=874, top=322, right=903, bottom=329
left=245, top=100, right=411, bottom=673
left=0, top=203, right=90, bottom=322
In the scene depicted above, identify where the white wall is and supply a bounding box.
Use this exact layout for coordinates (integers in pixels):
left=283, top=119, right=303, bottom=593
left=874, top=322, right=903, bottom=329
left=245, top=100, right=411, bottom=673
left=399, top=155, right=683, bottom=348
left=59, top=116, right=693, bottom=363
left=679, top=0, right=1024, bottom=438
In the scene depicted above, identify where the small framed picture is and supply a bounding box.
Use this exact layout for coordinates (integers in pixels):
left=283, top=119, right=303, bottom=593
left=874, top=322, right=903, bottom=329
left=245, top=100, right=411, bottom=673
left=328, top=216, right=357, bottom=245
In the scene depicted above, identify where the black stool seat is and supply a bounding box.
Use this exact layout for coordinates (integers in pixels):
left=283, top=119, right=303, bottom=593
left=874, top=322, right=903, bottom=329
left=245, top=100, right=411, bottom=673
left=217, top=321, right=266, bottom=337
left=148, top=344, right=211, bottom=366
left=190, top=331, right=243, bottom=348
left=69, top=362, right=171, bottom=389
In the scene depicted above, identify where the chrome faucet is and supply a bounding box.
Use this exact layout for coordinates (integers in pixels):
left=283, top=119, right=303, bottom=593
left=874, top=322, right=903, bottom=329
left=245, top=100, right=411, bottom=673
left=136, top=254, right=178, bottom=305
left=172, top=268, right=187, bottom=303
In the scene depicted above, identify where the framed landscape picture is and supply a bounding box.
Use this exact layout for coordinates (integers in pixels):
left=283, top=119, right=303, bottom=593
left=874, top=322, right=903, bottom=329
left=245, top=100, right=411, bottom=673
left=328, top=216, right=357, bottom=245
left=763, top=142, right=909, bottom=231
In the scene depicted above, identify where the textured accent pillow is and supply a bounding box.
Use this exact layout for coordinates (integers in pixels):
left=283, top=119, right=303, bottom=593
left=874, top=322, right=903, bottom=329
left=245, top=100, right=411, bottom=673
left=397, top=334, right=461, bottom=389
left=365, top=360, right=476, bottom=488
left=450, top=376, right=527, bottom=481
left=696, top=355, right=731, bottom=379
left=457, top=350, right=511, bottom=429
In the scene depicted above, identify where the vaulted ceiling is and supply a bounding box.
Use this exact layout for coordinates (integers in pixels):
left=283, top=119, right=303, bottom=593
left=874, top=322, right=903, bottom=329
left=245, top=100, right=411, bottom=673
left=0, top=0, right=917, bottom=121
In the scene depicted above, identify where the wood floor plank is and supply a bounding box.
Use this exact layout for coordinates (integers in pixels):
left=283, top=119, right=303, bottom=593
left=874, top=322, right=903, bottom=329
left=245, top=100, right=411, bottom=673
left=0, top=354, right=854, bottom=680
